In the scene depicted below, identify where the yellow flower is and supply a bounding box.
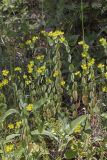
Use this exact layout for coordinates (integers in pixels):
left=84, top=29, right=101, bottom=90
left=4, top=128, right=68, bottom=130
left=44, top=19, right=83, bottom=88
left=5, top=144, right=14, bottom=153
left=81, top=52, right=88, bottom=58
left=81, top=64, right=87, bottom=70
left=105, top=72, right=107, bottom=79
left=29, top=61, right=34, bottom=66
left=98, top=63, right=104, bottom=69
left=74, top=124, right=81, bottom=133
left=23, top=74, right=27, bottom=79
left=46, top=78, right=52, bottom=84
left=15, top=121, right=22, bottom=129
left=25, top=80, right=32, bottom=85
left=37, top=68, right=42, bottom=73
left=40, top=66, right=46, bottom=70
left=2, top=79, right=9, bottom=86
left=14, top=67, right=21, bottom=72
left=37, top=66, right=46, bottom=74
left=53, top=70, right=59, bottom=77
left=78, top=41, right=89, bottom=51
left=8, top=123, right=14, bottom=129
left=36, top=55, right=44, bottom=60
left=102, top=86, right=107, bottom=92
left=79, top=151, right=86, bottom=157
left=88, top=58, right=95, bottom=67
left=28, top=67, right=33, bottom=73
left=83, top=44, right=89, bottom=50
left=59, top=36, right=65, bottom=43
left=48, top=30, right=64, bottom=37
left=99, top=38, right=106, bottom=46
left=32, top=36, right=38, bottom=42
left=26, top=104, right=33, bottom=111
left=78, top=40, right=84, bottom=45
left=60, top=80, right=65, bottom=86
left=25, top=40, right=32, bottom=45
left=2, top=70, right=9, bottom=76
left=27, top=62, right=34, bottom=74
left=74, top=71, right=81, bottom=76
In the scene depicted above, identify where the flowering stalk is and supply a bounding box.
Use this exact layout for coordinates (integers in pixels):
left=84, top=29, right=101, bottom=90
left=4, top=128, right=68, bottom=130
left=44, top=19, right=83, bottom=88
left=54, top=43, right=62, bottom=112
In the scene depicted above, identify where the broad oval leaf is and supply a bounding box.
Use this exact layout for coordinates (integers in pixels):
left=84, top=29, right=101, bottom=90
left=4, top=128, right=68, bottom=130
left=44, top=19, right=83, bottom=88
left=70, top=114, right=87, bottom=134
left=6, top=134, right=20, bottom=141
left=1, top=109, right=20, bottom=122
left=31, top=130, right=58, bottom=142
left=101, top=113, right=107, bottom=119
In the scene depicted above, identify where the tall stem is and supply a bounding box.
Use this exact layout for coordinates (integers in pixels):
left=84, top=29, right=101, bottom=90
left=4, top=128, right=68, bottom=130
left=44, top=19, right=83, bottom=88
left=81, top=0, right=85, bottom=41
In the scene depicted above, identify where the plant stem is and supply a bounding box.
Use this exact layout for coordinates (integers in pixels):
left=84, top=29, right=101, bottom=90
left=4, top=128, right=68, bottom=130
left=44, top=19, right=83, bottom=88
left=81, top=0, right=85, bottom=41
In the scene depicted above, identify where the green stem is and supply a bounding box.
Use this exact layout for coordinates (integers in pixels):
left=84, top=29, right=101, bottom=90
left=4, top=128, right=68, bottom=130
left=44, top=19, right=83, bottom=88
left=81, top=0, right=85, bottom=41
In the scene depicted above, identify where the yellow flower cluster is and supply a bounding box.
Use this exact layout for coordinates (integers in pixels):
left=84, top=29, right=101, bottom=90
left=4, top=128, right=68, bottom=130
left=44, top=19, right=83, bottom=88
left=26, top=104, right=33, bottom=111
left=74, top=124, right=81, bottom=133
left=78, top=40, right=89, bottom=51
left=99, top=38, right=107, bottom=47
left=0, top=79, right=9, bottom=89
left=81, top=63, right=87, bottom=70
left=60, top=80, right=65, bottom=86
left=59, top=36, right=65, bottom=43
left=81, top=59, right=95, bottom=70
left=42, top=30, right=64, bottom=38
left=25, top=80, right=32, bottom=85
left=87, top=58, right=95, bottom=67
left=5, top=144, right=14, bottom=153
left=23, top=74, right=27, bottom=79
left=42, top=30, right=65, bottom=43
left=16, top=121, right=22, bottom=129
left=14, top=67, right=21, bottom=72
left=98, top=63, right=104, bottom=69
left=36, top=55, right=44, bottom=60
left=27, top=61, right=34, bottom=73
left=53, top=70, right=59, bottom=77
left=2, top=69, right=9, bottom=76
left=24, top=75, right=32, bottom=85
left=46, top=78, right=52, bottom=84
left=74, top=71, right=81, bottom=77
left=8, top=123, right=14, bottom=129
left=32, top=36, right=38, bottom=42
left=26, top=40, right=32, bottom=45
left=37, top=66, right=46, bottom=74
left=81, top=51, right=88, bottom=58
left=8, top=121, right=22, bottom=129
left=48, top=31, right=64, bottom=37
left=2, top=79, right=9, bottom=85
left=26, top=36, right=38, bottom=45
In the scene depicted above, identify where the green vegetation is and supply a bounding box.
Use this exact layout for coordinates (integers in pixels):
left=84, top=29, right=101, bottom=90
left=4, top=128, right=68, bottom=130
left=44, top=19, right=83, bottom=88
left=0, top=0, right=107, bottom=160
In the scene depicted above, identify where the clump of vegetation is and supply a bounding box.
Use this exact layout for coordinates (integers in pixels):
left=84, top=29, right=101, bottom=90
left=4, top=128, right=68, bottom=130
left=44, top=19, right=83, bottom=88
left=0, top=30, right=107, bottom=160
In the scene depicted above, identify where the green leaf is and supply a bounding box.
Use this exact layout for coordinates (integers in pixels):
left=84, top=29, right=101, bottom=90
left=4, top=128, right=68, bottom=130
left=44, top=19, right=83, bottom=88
left=70, top=115, right=87, bottom=134
left=1, top=109, right=20, bottom=122
left=6, top=134, right=20, bottom=141
left=14, top=147, right=25, bottom=160
left=101, top=113, right=107, bottom=119
left=64, top=149, right=77, bottom=159
left=0, top=149, right=3, bottom=154
left=31, top=130, right=58, bottom=142
left=47, top=37, right=54, bottom=46
left=34, top=98, right=47, bottom=110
